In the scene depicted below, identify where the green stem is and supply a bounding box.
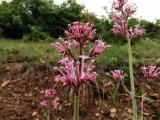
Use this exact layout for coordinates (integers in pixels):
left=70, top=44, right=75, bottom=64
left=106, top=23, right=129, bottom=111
left=127, top=39, right=138, bottom=120
left=141, top=94, right=144, bottom=120
left=141, top=83, right=145, bottom=120
left=47, top=109, right=50, bottom=120
left=73, top=94, right=80, bottom=120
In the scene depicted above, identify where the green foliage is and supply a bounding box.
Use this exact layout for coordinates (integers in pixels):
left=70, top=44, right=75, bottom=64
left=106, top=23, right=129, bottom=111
left=23, top=26, right=52, bottom=41
left=0, top=0, right=84, bottom=39
left=0, top=38, right=159, bottom=68
left=96, top=38, right=160, bottom=71
left=0, top=0, right=160, bottom=42
left=46, top=0, right=84, bottom=37
left=0, top=0, right=32, bottom=38
left=140, top=19, right=160, bottom=39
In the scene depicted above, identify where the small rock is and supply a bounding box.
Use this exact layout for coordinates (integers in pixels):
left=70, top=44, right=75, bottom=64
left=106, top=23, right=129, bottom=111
left=40, top=60, right=45, bottom=64
left=101, top=110, right=104, bottom=114
left=64, top=102, right=71, bottom=107
left=95, top=112, right=101, bottom=118
left=35, top=87, right=38, bottom=90
left=1, top=80, right=10, bottom=88
left=144, top=112, right=149, bottom=116
left=32, top=111, right=37, bottom=117
left=95, top=100, right=99, bottom=106
left=105, top=72, right=111, bottom=76
left=25, top=93, right=32, bottom=97
left=150, top=93, right=159, bottom=97
left=156, top=58, right=160, bottom=64
left=58, top=105, right=62, bottom=111
left=110, top=108, right=116, bottom=113
left=127, top=108, right=133, bottom=114
left=104, top=103, right=108, bottom=108
left=40, top=90, right=44, bottom=94
left=110, top=108, right=117, bottom=118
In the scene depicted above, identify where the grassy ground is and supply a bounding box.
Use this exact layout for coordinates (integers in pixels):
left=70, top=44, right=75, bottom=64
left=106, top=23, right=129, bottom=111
left=97, top=38, right=160, bottom=66
left=0, top=39, right=60, bottom=64
left=0, top=38, right=159, bottom=66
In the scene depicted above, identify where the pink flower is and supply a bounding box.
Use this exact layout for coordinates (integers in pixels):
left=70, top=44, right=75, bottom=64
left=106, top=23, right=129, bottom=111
left=51, top=42, right=65, bottom=54
left=112, top=22, right=127, bottom=37
left=51, top=99, right=60, bottom=109
left=112, top=0, right=144, bottom=40
left=65, top=22, right=96, bottom=49
left=111, top=70, right=125, bottom=81
left=40, top=100, right=48, bottom=107
left=89, top=38, right=111, bottom=57
left=129, top=25, right=145, bottom=40
left=40, top=89, right=61, bottom=110
left=51, top=38, right=72, bottom=55
left=58, top=57, right=69, bottom=65
left=124, top=4, right=137, bottom=17
left=44, top=89, right=57, bottom=98
left=141, top=66, right=160, bottom=79
left=54, top=56, right=98, bottom=92
left=112, top=13, right=124, bottom=24
left=52, top=22, right=108, bottom=94
left=113, top=0, right=128, bottom=10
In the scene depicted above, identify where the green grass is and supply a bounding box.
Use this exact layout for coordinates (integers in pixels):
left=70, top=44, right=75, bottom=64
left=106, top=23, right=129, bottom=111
left=0, top=39, right=60, bottom=64
left=96, top=38, right=160, bottom=67
left=0, top=38, right=159, bottom=67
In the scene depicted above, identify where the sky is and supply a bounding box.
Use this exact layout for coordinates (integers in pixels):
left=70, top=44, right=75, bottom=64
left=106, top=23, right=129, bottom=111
left=54, top=0, right=160, bottom=22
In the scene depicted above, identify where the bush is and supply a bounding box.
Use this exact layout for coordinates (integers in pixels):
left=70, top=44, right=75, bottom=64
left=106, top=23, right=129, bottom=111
left=23, top=26, right=52, bottom=41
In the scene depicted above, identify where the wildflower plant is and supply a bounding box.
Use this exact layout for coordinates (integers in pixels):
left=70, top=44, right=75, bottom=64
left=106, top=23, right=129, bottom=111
left=139, top=65, right=160, bottom=119
left=141, top=66, right=160, bottom=80
left=111, top=0, right=144, bottom=119
left=52, top=22, right=111, bottom=120
left=111, top=70, right=130, bottom=94
left=40, top=89, right=60, bottom=120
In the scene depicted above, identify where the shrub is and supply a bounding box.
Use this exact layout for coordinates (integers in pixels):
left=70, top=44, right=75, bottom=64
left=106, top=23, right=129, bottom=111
left=23, top=26, right=51, bottom=41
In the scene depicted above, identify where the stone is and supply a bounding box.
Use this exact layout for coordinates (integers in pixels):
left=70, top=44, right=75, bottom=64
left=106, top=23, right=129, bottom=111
left=32, top=111, right=37, bottom=117
left=1, top=80, right=10, bottom=88
left=95, top=112, right=101, bottom=118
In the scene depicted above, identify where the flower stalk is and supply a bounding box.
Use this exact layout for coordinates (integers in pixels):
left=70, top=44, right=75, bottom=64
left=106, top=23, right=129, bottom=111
left=40, top=89, right=60, bottom=120
left=52, top=22, right=111, bottom=119
left=47, top=109, right=50, bottom=120
left=127, top=36, right=138, bottom=120
left=73, top=94, right=80, bottom=120
left=111, top=0, right=144, bottom=119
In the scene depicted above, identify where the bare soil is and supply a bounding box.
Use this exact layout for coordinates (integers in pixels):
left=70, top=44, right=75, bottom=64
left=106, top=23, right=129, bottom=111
left=0, top=62, right=159, bottom=120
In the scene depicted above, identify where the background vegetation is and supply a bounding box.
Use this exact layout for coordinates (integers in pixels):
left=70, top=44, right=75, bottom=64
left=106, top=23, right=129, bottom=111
left=0, top=0, right=160, bottom=43
left=0, top=0, right=159, bottom=67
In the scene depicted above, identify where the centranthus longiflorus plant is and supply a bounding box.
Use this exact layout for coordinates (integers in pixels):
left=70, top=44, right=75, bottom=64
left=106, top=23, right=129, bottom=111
left=111, top=0, right=160, bottom=120
left=52, top=22, right=111, bottom=120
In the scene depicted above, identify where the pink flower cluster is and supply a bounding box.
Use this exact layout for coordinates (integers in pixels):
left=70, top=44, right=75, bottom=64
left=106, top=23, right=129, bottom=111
left=40, top=89, right=60, bottom=109
left=51, top=38, right=72, bottom=55
left=141, top=66, right=160, bottom=79
left=129, top=25, right=144, bottom=40
left=111, top=70, right=125, bottom=81
left=52, top=22, right=111, bottom=94
left=89, top=38, right=111, bottom=57
left=65, top=22, right=96, bottom=49
left=54, top=56, right=97, bottom=93
left=112, top=0, right=144, bottom=40
left=111, top=70, right=131, bottom=94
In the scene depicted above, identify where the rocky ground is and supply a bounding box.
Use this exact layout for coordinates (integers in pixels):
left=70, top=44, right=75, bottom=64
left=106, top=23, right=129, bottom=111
left=0, top=62, right=160, bottom=120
